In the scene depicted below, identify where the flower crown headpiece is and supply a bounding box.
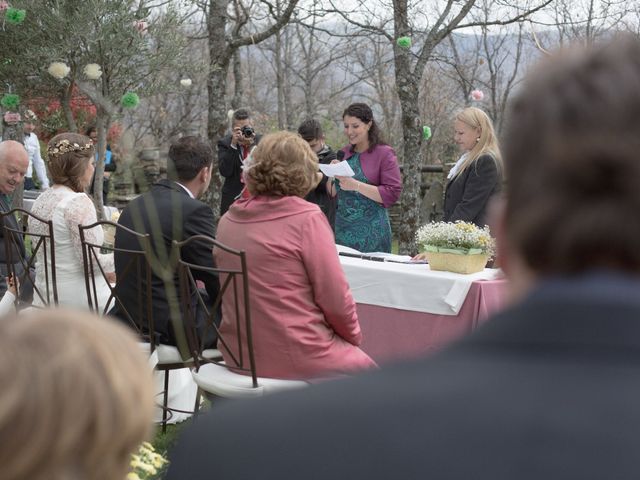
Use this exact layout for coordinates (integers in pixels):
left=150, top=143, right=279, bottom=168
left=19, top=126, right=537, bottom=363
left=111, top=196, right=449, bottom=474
left=47, top=139, right=93, bottom=157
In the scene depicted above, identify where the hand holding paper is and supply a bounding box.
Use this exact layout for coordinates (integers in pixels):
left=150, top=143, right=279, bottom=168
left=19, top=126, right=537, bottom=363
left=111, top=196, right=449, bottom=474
left=319, top=161, right=355, bottom=178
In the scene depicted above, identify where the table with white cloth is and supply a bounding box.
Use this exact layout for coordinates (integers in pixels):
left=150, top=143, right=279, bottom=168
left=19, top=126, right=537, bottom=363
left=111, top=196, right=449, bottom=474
left=339, top=255, right=508, bottom=364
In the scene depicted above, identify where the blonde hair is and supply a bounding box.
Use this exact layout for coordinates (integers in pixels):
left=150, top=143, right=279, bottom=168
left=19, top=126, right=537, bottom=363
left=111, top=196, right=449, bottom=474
left=0, top=309, right=155, bottom=480
left=245, top=131, right=318, bottom=197
left=452, top=107, right=503, bottom=179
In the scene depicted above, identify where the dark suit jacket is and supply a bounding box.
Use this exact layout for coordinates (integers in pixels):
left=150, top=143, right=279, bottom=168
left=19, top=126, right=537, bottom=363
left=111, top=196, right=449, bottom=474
left=444, top=154, right=501, bottom=227
left=167, top=272, right=640, bottom=480
left=304, top=146, right=337, bottom=231
left=218, top=134, right=261, bottom=216
left=113, top=180, right=219, bottom=347
left=0, top=195, right=27, bottom=297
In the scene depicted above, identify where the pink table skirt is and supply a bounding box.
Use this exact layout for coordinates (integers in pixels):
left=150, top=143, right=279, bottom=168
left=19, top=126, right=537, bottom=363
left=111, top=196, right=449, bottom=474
left=357, top=279, right=508, bottom=364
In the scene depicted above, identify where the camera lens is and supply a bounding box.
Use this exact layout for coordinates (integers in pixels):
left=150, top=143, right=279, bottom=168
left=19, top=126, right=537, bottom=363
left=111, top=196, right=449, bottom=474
left=241, top=126, right=255, bottom=138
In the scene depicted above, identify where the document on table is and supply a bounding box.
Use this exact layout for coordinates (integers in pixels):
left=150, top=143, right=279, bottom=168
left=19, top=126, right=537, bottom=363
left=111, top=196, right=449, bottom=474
left=336, top=244, right=426, bottom=264
left=319, top=161, right=355, bottom=177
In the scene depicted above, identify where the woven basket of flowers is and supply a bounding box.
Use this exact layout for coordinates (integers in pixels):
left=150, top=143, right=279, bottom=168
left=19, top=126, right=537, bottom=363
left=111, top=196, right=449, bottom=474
left=415, top=221, right=495, bottom=274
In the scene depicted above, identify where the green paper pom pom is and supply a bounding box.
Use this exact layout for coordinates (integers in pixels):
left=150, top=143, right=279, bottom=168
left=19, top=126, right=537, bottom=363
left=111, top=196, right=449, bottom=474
left=1, top=94, right=20, bottom=110
left=121, top=92, right=140, bottom=109
left=422, top=126, right=432, bottom=141
left=396, top=36, right=412, bottom=48
left=5, top=8, right=27, bottom=25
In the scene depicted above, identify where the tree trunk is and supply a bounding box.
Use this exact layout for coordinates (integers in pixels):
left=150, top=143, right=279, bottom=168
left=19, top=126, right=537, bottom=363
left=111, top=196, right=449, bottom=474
left=204, top=0, right=234, bottom=219
left=275, top=30, right=286, bottom=129
left=231, top=50, right=244, bottom=109
left=393, top=0, right=423, bottom=255
left=204, top=63, right=229, bottom=220
left=61, top=82, right=78, bottom=132
left=283, top=29, right=294, bottom=130
left=395, top=84, right=423, bottom=255
left=93, top=111, right=110, bottom=219
left=1, top=115, right=25, bottom=209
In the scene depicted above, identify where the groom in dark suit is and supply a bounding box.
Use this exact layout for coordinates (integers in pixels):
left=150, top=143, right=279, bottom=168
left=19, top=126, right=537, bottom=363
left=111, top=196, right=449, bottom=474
left=0, top=140, right=30, bottom=298
left=167, top=36, right=640, bottom=480
left=114, top=136, right=219, bottom=349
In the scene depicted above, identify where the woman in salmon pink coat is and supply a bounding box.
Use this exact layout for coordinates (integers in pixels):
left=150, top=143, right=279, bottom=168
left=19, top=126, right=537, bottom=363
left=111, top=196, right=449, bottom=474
left=215, top=131, right=377, bottom=380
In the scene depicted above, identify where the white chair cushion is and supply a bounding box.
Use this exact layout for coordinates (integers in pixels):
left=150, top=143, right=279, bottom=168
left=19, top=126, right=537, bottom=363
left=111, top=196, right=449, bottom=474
left=192, top=362, right=309, bottom=399
left=155, top=344, right=222, bottom=365
left=138, top=342, right=159, bottom=369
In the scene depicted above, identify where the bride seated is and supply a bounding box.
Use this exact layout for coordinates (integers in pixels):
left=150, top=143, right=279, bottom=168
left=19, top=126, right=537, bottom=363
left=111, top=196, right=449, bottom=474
left=29, top=132, right=114, bottom=309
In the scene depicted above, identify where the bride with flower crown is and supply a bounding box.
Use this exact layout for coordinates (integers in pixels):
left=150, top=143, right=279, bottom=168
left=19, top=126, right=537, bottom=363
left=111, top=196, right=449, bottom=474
left=29, top=132, right=114, bottom=309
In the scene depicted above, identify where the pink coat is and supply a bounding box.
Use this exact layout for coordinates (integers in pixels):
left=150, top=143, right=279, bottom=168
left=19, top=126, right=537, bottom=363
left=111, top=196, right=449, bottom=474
left=215, top=195, right=377, bottom=380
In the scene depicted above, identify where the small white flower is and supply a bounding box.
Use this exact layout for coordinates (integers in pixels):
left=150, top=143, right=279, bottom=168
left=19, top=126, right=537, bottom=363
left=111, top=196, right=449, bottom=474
left=83, top=63, right=102, bottom=80
left=48, top=62, right=70, bottom=79
left=180, top=78, right=192, bottom=87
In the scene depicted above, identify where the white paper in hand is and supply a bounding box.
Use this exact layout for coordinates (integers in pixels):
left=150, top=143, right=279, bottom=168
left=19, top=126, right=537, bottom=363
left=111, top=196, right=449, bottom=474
left=319, top=161, right=355, bottom=177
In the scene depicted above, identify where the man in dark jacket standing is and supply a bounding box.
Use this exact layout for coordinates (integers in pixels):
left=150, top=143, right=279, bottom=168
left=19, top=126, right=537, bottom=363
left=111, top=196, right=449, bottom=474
left=167, top=36, right=640, bottom=480
left=298, top=119, right=337, bottom=231
left=218, top=108, right=260, bottom=216
left=114, top=136, right=219, bottom=349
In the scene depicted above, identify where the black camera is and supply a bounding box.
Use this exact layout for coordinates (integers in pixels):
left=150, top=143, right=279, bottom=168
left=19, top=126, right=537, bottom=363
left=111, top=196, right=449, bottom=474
left=241, top=125, right=255, bottom=138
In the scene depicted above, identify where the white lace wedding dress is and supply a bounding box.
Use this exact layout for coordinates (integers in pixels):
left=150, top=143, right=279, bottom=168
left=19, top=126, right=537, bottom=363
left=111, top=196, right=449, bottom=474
left=29, top=186, right=114, bottom=310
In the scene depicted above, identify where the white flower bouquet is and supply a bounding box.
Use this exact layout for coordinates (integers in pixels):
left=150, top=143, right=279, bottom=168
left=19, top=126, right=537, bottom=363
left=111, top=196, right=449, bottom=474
left=415, top=221, right=495, bottom=273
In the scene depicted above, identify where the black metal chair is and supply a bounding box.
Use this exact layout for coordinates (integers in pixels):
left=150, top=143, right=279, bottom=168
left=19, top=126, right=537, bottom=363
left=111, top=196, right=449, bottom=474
left=174, top=235, right=308, bottom=402
left=0, top=208, right=58, bottom=308
left=79, top=220, right=195, bottom=432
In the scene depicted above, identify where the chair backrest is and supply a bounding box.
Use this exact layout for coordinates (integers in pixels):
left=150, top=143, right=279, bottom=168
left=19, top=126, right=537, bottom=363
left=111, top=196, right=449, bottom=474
left=173, top=235, right=257, bottom=387
left=78, top=221, right=157, bottom=346
left=0, top=208, right=58, bottom=307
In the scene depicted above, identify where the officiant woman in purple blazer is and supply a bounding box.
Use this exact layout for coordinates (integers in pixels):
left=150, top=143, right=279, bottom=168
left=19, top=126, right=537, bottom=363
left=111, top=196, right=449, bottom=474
left=333, top=103, right=402, bottom=253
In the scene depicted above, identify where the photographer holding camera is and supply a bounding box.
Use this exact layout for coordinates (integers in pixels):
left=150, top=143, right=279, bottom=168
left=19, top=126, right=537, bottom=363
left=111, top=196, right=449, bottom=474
left=218, top=108, right=261, bottom=216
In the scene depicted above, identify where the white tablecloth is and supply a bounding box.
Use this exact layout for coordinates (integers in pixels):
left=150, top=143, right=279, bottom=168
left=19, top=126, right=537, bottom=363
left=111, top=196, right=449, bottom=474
left=339, top=255, right=502, bottom=315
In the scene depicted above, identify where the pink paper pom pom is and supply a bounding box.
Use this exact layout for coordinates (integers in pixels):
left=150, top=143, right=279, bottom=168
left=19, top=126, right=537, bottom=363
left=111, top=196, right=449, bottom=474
left=470, top=89, right=484, bottom=101
left=0, top=2, right=9, bottom=12
left=133, top=20, right=148, bottom=34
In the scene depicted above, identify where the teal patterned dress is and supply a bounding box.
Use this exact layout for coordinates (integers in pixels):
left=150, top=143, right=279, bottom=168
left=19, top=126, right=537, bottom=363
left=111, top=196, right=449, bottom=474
left=335, top=153, right=392, bottom=252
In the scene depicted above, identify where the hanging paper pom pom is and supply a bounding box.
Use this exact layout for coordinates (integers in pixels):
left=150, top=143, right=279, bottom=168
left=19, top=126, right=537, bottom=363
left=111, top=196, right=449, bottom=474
left=470, top=89, right=484, bottom=101
left=83, top=63, right=102, bottom=80
left=121, top=92, right=140, bottom=109
left=0, top=2, right=10, bottom=13
left=180, top=78, right=192, bottom=87
left=422, top=126, right=432, bottom=141
left=48, top=62, right=70, bottom=79
left=5, top=7, right=25, bottom=24
left=0, top=93, right=20, bottom=110
left=3, top=111, right=20, bottom=124
left=133, top=20, right=148, bottom=34
left=396, top=36, right=412, bottom=49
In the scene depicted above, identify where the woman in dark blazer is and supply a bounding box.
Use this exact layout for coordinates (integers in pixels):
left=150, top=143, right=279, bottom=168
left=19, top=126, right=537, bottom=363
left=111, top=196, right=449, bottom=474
left=443, top=107, right=503, bottom=227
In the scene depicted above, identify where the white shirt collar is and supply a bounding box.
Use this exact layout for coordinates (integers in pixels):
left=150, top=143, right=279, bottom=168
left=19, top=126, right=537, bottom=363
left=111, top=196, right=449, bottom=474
left=174, top=181, right=195, bottom=198
left=447, top=153, right=468, bottom=179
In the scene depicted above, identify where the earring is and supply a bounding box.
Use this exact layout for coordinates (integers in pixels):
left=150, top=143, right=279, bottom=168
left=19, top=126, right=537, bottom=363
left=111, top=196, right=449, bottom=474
left=476, top=137, right=480, bottom=142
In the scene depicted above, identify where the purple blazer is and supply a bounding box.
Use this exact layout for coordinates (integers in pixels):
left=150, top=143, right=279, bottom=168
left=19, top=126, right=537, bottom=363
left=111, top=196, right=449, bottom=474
left=341, top=144, right=402, bottom=208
